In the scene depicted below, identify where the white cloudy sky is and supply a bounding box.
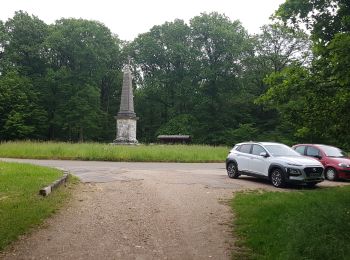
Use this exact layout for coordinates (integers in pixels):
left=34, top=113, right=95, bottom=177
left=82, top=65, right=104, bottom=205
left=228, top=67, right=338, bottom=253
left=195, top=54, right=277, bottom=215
left=0, top=0, right=286, bottom=41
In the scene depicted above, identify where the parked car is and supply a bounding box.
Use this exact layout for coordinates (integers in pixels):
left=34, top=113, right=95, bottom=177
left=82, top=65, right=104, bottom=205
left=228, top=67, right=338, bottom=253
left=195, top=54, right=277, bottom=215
left=226, top=142, right=324, bottom=188
left=292, top=144, right=350, bottom=181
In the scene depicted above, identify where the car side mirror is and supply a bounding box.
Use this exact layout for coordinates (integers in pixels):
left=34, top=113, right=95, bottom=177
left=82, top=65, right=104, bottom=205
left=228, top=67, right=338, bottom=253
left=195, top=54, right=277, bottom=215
left=260, top=152, right=269, bottom=157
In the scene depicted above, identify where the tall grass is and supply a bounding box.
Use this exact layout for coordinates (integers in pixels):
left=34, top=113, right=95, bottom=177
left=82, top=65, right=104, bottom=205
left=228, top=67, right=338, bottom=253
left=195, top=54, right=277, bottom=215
left=231, top=186, right=350, bottom=259
left=0, top=141, right=229, bottom=162
left=0, top=161, right=76, bottom=250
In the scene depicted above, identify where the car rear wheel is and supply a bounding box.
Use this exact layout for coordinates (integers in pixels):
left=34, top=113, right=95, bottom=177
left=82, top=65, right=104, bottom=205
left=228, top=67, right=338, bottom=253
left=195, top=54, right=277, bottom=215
left=270, top=168, right=285, bottom=188
left=227, top=162, right=239, bottom=179
left=325, top=167, right=338, bottom=181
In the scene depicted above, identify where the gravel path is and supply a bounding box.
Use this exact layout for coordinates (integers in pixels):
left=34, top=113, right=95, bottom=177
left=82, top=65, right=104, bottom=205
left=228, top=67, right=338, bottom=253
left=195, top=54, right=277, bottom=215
left=1, top=159, right=348, bottom=259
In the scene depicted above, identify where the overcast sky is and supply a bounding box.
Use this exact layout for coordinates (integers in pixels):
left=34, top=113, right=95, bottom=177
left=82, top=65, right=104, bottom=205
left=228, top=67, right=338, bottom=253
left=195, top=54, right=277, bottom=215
left=0, top=0, right=286, bottom=41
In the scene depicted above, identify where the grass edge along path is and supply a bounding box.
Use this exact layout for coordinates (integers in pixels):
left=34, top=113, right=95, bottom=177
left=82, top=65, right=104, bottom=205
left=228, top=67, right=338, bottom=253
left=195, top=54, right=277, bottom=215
left=231, top=186, right=350, bottom=260
left=0, top=141, right=228, bottom=162
left=0, top=161, right=77, bottom=251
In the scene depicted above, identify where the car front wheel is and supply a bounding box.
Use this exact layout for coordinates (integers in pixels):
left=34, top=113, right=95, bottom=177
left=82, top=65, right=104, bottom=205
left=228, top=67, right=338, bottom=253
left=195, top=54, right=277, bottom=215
left=270, top=168, right=285, bottom=188
left=325, top=167, right=338, bottom=181
left=227, top=162, right=239, bottom=179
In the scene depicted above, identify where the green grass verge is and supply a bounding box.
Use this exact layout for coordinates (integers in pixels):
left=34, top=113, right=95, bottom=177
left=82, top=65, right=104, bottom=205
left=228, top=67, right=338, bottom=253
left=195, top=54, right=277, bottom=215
left=0, top=141, right=228, bottom=162
left=0, top=161, right=77, bottom=251
left=231, top=186, right=350, bottom=260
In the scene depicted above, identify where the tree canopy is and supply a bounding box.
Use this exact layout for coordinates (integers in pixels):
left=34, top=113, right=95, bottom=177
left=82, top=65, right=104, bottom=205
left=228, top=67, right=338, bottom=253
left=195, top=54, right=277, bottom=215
left=257, top=0, right=350, bottom=148
left=1, top=5, right=348, bottom=148
left=0, top=11, right=123, bottom=142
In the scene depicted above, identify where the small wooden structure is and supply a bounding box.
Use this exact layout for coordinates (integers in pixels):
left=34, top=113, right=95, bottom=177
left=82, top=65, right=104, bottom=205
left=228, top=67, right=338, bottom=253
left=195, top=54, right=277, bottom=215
left=157, top=135, right=191, bottom=144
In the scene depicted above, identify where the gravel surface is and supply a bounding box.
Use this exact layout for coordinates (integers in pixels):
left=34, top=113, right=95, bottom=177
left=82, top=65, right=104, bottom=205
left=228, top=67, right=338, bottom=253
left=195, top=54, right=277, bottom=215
left=1, top=159, right=349, bottom=260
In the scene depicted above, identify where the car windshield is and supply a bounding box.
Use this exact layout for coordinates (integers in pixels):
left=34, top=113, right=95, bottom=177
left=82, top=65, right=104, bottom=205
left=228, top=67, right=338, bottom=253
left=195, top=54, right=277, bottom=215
left=264, top=144, right=300, bottom=157
left=318, top=145, right=346, bottom=157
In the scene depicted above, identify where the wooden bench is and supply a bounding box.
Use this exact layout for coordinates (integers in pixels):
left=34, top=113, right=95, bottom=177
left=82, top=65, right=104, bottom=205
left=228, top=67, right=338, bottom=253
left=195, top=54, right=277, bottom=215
left=157, top=135, right=191, bottom=144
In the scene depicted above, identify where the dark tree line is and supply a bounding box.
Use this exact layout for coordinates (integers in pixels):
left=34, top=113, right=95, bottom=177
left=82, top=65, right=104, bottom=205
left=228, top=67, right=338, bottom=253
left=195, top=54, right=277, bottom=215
left=0, top=2, right=349, bottom=148
left=129, top=13, right=310, bottom=145
left=0, top=11, right=123, bottom=141
left=258, top=0, right=350, bottom=149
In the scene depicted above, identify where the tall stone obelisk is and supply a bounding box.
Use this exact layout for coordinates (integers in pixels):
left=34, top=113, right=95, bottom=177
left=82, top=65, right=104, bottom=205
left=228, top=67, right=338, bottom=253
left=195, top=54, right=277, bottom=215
left=113, top=65, right=138, bottom=144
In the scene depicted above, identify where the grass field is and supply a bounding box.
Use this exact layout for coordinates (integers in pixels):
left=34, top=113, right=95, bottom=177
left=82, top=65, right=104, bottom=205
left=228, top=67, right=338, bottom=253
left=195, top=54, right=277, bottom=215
left=0, top=161, right=76, bottom=251
left=0, top=141, right=228, bottom=162
left=231, top=186, right=350, bottom=260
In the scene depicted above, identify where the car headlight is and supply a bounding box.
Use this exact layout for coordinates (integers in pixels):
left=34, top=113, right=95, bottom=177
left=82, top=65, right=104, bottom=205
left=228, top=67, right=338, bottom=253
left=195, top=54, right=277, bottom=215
left=287, top=168, right=302, bottom=176
left=338, top=163, right=350, bottom=168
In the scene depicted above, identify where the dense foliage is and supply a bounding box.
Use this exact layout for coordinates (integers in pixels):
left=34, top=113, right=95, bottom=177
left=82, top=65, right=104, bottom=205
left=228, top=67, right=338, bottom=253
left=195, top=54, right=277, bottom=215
left=0, top=11, right=123, bottom=142
left=258, top=0, right=350, bottom=148
left=0, top=2, right=348, bottom=148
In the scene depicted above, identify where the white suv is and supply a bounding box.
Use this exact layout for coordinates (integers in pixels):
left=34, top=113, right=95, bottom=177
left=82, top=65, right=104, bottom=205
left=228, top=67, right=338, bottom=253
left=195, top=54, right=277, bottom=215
left=226, top=142, right=325, bottom=188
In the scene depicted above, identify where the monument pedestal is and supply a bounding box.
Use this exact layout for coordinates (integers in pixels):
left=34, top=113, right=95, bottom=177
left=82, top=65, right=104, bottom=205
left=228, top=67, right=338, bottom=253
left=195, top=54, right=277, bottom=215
left=113, top=116, right=138, bottom=145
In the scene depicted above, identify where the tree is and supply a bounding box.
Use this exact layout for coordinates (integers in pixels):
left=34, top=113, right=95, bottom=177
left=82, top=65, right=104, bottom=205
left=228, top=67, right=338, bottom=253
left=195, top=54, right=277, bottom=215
left=0, top=71, right=47, bottom=140
left=258, top=0, right=350, bottom=148
left=156, top=114, right=198, bottom=137
left=129, top=13, right=257, bottom=144
left=44, top=18, right=123, bottom=141
left=254, top=23, right=311, bottom=74
left=0, top=20, right=6, bottom=71
left=1, top=11, right=48, bottom=77
left=244, top=22, right=312, bottom=141
left=189, top=13, right=252, bottom=143
left=0, top=12, right=124, bottom=142
left=129, top=19, right=196, bottom=142
left=276, top=0, right=350, bottom=45
left=2, top=9, right=331, bottom=145
left=0, top=12, right=49, bottom=140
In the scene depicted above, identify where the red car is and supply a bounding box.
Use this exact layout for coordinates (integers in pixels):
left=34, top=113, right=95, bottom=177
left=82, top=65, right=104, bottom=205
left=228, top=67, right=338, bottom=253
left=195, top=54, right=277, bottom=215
left=292, top=144, right=350, bottom=181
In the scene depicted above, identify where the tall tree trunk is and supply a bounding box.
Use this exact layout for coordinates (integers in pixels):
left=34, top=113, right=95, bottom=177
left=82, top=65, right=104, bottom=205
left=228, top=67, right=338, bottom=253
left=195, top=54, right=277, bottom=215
left=79, top=127, right=84, bottom=142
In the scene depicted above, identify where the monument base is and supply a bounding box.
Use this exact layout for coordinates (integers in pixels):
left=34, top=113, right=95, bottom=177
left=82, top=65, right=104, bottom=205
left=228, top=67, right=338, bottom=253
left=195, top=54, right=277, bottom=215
left=111, top=139, right=139, bottom=145
left=113, top=118, right=138, bottom=145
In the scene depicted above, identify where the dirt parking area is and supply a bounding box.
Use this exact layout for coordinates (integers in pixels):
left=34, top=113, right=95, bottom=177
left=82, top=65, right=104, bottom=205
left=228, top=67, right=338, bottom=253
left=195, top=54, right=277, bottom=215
left=1, top=159, right=348, bottom=259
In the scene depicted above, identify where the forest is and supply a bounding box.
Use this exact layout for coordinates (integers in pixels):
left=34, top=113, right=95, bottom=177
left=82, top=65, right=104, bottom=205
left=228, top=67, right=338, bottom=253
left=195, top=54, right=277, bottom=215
left=0, top=0, right=349, bottom=148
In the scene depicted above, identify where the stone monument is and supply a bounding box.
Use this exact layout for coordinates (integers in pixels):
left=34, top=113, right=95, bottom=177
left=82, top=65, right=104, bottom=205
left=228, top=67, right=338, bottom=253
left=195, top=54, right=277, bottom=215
left=113, top=64, right=138, bottom=144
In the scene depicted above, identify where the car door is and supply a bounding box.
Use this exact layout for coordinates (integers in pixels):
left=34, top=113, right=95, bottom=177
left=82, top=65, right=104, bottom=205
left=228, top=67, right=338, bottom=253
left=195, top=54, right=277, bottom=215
left=305, top=146, right=325, bottom=165
left=249, top=144, right=270, bottom=177
left=305, top=146, right=322, bottom=160
left=235, top=144, right=252, bottom=172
